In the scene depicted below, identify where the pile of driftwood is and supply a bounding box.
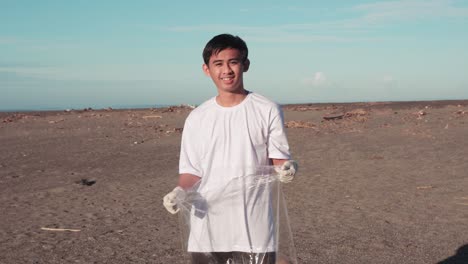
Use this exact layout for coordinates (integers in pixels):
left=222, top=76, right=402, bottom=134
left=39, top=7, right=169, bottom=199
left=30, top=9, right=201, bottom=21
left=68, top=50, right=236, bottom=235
left=284, top=120, right=316, bottom=129
left=322, top=108, right=369, bottom=122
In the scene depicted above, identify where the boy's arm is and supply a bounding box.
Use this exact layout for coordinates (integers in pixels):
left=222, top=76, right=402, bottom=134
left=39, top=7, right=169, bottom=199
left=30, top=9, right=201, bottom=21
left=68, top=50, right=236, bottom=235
left=178, top=173, right=201, bottom=190
left=271, top=159, right=287, bottom=166
left=163, top=173, right=201, bottom=214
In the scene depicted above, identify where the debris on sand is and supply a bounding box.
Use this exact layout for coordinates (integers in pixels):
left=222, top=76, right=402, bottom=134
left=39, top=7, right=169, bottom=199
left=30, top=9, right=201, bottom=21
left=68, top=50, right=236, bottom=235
left=2, top=114, right=31, bottom=123
left=285, top=121, right=316, bottom=129
left=166, top=127, right=183, bottom=134
left=82, top=107, right=93, bottom=112
left=76, top=178, right=96, bottom=186
left=345, top=108, right=368, bottom=117
left=41, top=227, right=81, bottom=232
left=142, top=115, right=162, bottom=119
left=416, top=185, right=433, bottom=190
left=162, top=104, right=195, bottom=113
left=323, top=114, right=344, bottom=121
left=323, top=109, right=369, bottom=122
left=48, top=119, right=64, bottom=124
left=414, top=110, right=427, bottom=119
left=344, top=109, right=369, bottom=122
left=286, top=105, right=321, bottom=111
left=181, top=104, right=196, bottom=109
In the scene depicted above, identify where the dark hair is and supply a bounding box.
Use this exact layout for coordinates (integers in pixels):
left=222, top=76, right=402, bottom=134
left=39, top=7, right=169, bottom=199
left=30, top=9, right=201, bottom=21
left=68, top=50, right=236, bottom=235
left=202, top=34, right=248, bottom=65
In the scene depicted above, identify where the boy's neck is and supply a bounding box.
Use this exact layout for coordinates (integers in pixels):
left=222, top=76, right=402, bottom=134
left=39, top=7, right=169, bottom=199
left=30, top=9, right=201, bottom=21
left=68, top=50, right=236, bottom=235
left=216, top=89, right=249, bottom=107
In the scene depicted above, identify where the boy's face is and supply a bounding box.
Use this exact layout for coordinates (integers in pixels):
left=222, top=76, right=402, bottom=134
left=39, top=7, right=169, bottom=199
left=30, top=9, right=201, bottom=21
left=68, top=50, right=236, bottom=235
left=202, top=48, right=249, bottom=95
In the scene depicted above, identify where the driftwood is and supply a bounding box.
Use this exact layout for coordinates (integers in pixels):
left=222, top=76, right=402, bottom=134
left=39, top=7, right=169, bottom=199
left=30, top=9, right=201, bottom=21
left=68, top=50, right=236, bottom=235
left=142, top=115, right=162, bottom=119
left=323, top=114, right=344, bottom=121
left=41, top=227, right=81, bottom=232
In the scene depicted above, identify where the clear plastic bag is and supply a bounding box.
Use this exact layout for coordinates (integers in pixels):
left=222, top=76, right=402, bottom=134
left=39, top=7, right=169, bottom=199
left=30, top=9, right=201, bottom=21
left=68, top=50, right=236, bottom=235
left=176, top=166, right=297, bottom=264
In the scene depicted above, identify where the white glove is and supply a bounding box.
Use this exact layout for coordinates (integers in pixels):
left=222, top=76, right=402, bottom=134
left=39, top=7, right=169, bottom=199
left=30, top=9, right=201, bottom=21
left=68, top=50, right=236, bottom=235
left=276, top=160, right=298, bottom=183
left=163, top=186, right=186, bottom=214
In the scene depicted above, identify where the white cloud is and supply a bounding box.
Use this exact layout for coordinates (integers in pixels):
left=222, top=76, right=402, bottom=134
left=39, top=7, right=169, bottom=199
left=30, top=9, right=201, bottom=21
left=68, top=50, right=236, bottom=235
left=314, top=72, right=327, bottom=84
left=302, top=71, right=329, bottom=87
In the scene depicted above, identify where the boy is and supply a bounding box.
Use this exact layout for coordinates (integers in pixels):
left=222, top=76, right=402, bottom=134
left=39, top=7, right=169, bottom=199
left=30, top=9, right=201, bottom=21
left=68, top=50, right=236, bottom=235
left=163, top=34, right=298, bottom=264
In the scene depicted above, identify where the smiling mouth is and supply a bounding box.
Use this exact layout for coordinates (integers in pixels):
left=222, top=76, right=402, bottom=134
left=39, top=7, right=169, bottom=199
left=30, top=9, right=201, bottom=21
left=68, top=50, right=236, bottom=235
left=221, top=77, right=234, bottom=81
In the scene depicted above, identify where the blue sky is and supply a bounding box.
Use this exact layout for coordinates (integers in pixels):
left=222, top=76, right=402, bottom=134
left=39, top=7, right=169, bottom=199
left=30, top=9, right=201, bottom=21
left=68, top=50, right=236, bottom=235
left=1, top=0, right=468, bottom=110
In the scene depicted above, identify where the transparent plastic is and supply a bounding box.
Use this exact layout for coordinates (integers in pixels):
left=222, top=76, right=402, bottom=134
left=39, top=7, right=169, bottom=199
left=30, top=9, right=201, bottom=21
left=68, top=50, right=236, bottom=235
left=176, top=166, right=297, bottom=264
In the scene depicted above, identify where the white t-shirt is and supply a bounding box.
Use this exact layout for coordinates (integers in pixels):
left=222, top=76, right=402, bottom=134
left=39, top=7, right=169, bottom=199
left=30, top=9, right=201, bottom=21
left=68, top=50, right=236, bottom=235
left=179, top=92, right=291, bottom=252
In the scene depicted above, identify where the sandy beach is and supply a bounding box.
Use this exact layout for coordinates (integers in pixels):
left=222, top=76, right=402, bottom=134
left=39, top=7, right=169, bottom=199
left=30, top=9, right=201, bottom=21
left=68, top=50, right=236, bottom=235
left=1, top=100, right=467, bottom=264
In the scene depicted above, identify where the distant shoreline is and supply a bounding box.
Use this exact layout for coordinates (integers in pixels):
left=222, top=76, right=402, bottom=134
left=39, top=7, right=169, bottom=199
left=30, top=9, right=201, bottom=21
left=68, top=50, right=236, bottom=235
left=1, top=99, right=467, bottom=114
left=0, top=104, right=171, bottom=113
left=282, top=99, right=468, bottom=110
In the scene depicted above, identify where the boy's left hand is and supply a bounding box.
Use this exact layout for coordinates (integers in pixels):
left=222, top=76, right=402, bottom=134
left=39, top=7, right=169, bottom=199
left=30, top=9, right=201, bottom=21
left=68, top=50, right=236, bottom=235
left=276, top=160, right=298, bottom=183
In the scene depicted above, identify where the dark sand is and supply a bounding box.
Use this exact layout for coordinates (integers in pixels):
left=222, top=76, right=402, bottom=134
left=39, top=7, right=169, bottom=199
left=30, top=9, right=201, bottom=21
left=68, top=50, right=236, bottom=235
left=1, top=100, right=467, bottom=264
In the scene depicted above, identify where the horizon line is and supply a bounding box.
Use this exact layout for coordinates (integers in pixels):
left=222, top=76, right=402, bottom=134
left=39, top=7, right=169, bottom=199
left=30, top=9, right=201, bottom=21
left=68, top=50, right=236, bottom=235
left=2, top=99, right=468, bottom=113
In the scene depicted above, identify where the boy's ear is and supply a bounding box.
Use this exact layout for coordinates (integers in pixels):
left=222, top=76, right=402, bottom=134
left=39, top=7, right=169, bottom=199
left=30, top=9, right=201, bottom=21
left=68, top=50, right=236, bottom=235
left=202, top=64, right=211, bottom=76
left=243, top=59, right=250, bottom=72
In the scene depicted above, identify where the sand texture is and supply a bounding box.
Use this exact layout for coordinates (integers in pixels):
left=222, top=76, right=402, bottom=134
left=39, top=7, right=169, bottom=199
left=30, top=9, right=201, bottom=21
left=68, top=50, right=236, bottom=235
left=1, top=100, right=467, bottom=264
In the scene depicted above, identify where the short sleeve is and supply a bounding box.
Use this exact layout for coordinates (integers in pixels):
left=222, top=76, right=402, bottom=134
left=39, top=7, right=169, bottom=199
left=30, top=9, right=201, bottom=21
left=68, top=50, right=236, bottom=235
left=267, top=105, right=291, bottom=160
left=179, top=114, right=203, bottom=177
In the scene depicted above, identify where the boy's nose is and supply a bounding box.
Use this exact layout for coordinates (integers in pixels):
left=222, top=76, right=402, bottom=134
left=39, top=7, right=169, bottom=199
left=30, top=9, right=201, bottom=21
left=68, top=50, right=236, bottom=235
left=223, top=64, right=233, bottom=73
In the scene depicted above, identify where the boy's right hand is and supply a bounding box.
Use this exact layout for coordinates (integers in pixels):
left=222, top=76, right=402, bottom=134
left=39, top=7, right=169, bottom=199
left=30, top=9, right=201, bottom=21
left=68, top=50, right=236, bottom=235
left=275, top=160, right=298, bottom=183
left=163, top=186, right=186, bottom=214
